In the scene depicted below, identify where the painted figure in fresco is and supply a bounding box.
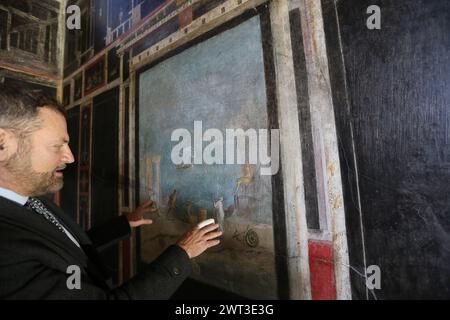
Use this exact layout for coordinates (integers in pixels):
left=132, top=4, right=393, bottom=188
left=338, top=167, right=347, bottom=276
left=198, top=208, right=207, bottom=222
left=234, top=164, right=254, bottom=194
left=213, top=197, right=225, bottom=231
left=182, top=201, right=196, bottom=224
left=167, top=189, right=178, bottom=220
left=233, top=164, right=254, bottom=217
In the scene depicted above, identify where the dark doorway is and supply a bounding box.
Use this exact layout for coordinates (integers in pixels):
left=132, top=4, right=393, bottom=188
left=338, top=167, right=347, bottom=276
left=92, top=88, right=120, bottom=285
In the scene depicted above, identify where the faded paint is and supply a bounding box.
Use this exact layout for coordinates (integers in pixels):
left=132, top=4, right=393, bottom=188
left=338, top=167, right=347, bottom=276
left=296, top=0, right=352, bottom=299
left=179, top=6, right=193, bottom=28
left=270, top=0, right=312, bottom=299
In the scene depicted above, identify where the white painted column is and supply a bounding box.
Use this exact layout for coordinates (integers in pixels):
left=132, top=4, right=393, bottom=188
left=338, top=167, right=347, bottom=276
left=269, top=0, right=312, bottom=300
left=298, top=0, right=352, bottom=300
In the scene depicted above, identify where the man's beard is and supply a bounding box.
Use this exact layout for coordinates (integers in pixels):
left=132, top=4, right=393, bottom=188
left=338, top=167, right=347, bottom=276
left=5, top=141, right=64, bottom=197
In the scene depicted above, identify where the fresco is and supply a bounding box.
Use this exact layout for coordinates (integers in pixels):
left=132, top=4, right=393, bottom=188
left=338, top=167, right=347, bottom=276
left=85, top=56, right=106, bottom=95
left=138, top=16, right=277, bottom=299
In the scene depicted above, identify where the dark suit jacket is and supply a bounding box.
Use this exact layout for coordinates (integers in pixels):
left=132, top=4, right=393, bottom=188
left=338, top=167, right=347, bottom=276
left=0, top=196, right=192, bottom=299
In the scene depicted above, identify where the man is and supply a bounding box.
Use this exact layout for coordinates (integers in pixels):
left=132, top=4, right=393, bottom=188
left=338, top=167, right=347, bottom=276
left=0, top=86, right=221, bottom=299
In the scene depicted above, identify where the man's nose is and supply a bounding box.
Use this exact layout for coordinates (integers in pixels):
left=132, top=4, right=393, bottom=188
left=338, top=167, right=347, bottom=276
left=62, top=145, right=75, bottom=164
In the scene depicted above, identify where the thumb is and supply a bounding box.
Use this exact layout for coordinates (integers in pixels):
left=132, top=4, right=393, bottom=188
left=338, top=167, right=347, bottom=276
left=141, top=219, right=153, bottom=225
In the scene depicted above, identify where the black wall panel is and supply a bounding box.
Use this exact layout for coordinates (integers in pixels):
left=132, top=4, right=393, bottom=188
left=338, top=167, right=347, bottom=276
left=324, top=0, right=450, bottom=299
left=92, top=88, right=120, bottom=285
left=60, top=106, right=81, bottom=223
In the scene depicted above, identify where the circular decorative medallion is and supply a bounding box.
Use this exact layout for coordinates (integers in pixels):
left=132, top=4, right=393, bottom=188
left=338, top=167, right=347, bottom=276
left=245, top=229, right=259, bottom=248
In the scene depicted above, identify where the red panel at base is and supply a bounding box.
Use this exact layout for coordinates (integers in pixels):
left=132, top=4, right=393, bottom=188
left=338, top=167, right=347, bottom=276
left=309, top=240, right=337, bottom=300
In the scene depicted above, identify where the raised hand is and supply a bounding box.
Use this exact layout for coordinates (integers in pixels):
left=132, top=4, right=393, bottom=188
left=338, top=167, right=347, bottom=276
left=126, top=200, right=157, bottom=228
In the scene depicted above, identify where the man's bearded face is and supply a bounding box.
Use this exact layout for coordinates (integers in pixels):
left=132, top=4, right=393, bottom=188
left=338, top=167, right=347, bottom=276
left=4, top=108, right=73, bottom=197
left=5, top=138, right=66, bottom=196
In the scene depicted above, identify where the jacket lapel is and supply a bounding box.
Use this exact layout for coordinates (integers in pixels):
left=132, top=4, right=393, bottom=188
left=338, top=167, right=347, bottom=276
left=38, top=197, right=92, bottom=246
left=0, top=196, right=87, bottom=265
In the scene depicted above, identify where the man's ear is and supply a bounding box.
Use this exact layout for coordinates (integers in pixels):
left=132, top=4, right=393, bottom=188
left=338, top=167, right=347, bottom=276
left=0, top=128, right=18, bottom=162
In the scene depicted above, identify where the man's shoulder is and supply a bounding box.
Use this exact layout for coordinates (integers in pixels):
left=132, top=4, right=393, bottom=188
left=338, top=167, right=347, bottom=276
left=0, top=212, right=46, bottom=250
left=0, top=196, right=30, bottom=235
left=0, top=194, right=26, bottom=211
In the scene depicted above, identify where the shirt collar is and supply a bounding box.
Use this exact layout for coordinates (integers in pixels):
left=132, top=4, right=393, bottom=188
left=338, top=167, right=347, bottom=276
left=0, top=187, right=29, bottom=206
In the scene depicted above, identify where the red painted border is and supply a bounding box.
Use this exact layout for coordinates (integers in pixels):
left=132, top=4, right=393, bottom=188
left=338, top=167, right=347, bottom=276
left=308, top=240, right=337, bottom=300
